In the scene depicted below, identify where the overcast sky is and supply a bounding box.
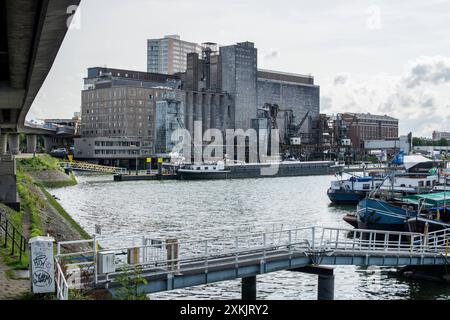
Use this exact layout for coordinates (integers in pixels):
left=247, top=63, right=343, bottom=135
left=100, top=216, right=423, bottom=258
left=28, top=0, right=450, bottom=137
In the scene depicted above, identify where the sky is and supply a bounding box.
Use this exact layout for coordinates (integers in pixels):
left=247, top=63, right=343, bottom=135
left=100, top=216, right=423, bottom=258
left=28, top=0, right=450, bottom=137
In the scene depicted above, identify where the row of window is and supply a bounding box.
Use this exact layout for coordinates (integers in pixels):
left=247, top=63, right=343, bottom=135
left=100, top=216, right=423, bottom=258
left=83, top=114, right=147, bottom=121
left=94, top=141, right=141, bottom=147
left=94, top=149, right=153, bottom=156
left=83, top=123, right=146, bottom=130
left=83, top=89, right=158, bottom=100
left=82, top=129, right=147, bottom=136
left=84, top=106, right=148, bottom=115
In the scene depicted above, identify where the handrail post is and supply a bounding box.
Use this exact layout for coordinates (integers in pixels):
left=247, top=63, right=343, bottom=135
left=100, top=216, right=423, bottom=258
left=19, top=236, right=23, bottom=261
left=335, top=229, right=339, bottom=250
left=263, top=233, right=266, bottom=260
left=288, top=230, right=292, bottom=252
left=93, top=235, right=98, bottom=285
left=11, top=228, right=15, bottom=255
left=4, top=219, right=8, bottom=247
left=235, top=236, right=239, bottom=266
left=312, top=227, right=315, bottom=250
left=204, top=240, right=208, bottom=270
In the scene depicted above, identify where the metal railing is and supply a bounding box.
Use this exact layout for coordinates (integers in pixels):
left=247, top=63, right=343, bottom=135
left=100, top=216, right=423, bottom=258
left=54, top=225, right=450, bottom=297
left=0, top=209, right=27, bottom=261
left=56, top=258, right=69, bottom=300
left=60, top=161, right=127, bottom=174
left=318, top=227, right=424, bottom=254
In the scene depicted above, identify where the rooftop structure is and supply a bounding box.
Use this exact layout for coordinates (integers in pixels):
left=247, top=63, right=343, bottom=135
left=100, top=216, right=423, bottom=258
left=147, top=35, right=203, bottom=75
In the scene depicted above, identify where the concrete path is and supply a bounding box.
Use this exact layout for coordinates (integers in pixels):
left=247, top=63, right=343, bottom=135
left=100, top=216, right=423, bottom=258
left=0, top=255, right=30, bottom=300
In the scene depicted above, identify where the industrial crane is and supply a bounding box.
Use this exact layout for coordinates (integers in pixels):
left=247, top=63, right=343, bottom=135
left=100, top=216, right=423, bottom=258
left=288, top=110, right=310, bottom=142
left=258, top=103, right=312, bottom=145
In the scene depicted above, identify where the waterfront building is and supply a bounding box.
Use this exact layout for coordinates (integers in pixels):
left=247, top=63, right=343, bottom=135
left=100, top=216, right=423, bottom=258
left=341, top=113, right=398, bottom=148
left=432, top=131, right=450, bottom=142
left=75, top=67, right=182, bottom=167
left=147, top=35, right=203, bottom=75
left=77, top=38, right=323, bottom=165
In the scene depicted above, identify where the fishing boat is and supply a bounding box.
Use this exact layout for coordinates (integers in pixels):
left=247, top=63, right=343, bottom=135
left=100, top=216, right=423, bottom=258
left=329, top=154, right=440, bottom=205
left=356, top=191, right=450, bottom=232
left=344, top=151, right=447, bottom=230
left=327, top=173, right=384, bottom=205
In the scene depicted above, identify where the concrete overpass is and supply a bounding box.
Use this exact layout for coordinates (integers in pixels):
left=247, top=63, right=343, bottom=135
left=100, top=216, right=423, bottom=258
left=0, top=0, right=81, bottom=209
left=0, top=0, right=81, bottom=154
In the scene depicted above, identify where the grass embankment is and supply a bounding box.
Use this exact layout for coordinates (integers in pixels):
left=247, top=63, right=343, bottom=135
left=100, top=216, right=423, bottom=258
left=17, top=155, right=77, bottom=188
left=1, top=155, right=90, bottom=270
left=16, top=155, right=90, bottom=240
left=0, top=155, right=94, bottom=299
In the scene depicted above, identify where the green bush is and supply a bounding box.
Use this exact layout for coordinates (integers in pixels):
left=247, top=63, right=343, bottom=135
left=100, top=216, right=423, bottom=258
left=114, top=266, right=149, bottom=300
left=17, top=155, right=63, bottom=172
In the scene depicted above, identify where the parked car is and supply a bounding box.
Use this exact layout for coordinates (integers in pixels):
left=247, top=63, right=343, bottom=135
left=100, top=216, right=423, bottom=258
left=50, top=148, right=68, bottom=158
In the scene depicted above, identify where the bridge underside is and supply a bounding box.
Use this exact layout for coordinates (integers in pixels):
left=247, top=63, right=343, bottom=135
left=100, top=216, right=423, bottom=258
left=0, top=0, right=80, bottom=133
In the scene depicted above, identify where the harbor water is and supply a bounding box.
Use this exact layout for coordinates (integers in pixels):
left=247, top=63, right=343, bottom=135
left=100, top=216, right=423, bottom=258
left=50, top=174, right=450, bottom=300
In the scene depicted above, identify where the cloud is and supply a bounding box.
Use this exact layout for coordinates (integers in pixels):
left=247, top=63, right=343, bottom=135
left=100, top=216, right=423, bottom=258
left=321, top=56, right=450, bottom=137
left=333, top=73, right=349, bottom=85
left=264, top=48, right=280, bottom=60
left=403, top=56, right=450, bottom=88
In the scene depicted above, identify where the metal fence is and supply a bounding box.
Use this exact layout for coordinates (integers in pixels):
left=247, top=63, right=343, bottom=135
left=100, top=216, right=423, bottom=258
left=0, top=209, right=27, bottom=261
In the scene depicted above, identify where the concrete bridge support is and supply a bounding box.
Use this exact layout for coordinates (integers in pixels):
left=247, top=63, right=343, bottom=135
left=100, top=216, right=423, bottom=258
left=290, top=266, right=335, bottom=300
left=0, top=132, right=7, bottom=154
left=43, top=136, right=53, bottom=153
left=26, top=134, right=37, bottom=153
left=0, top=154, right=19, bottom=211
left=241, top=276, right=257, bottom=300
left=7, top=133, right=20, bottom=155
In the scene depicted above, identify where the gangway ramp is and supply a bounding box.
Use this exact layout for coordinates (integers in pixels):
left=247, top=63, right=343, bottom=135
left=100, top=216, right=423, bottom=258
left=60, top=161, right=127, bottom=174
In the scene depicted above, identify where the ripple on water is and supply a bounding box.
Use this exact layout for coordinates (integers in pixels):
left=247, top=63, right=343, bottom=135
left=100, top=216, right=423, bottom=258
left=49, top=174, right=449, bottom=300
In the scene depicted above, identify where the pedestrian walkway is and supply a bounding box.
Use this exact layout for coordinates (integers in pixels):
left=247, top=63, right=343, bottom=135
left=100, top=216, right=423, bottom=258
left=0, top=255, right=29, bottom=300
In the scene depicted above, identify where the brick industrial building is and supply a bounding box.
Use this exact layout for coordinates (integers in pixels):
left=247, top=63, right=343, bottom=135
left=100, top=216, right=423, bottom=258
left=341, top=113, right=399, bottom=148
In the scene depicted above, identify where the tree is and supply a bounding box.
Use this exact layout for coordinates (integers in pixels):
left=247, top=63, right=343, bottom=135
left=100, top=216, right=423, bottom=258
left=412, top=137, right=423, bottom=146
left=438, top=138, right=449, bottom=147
